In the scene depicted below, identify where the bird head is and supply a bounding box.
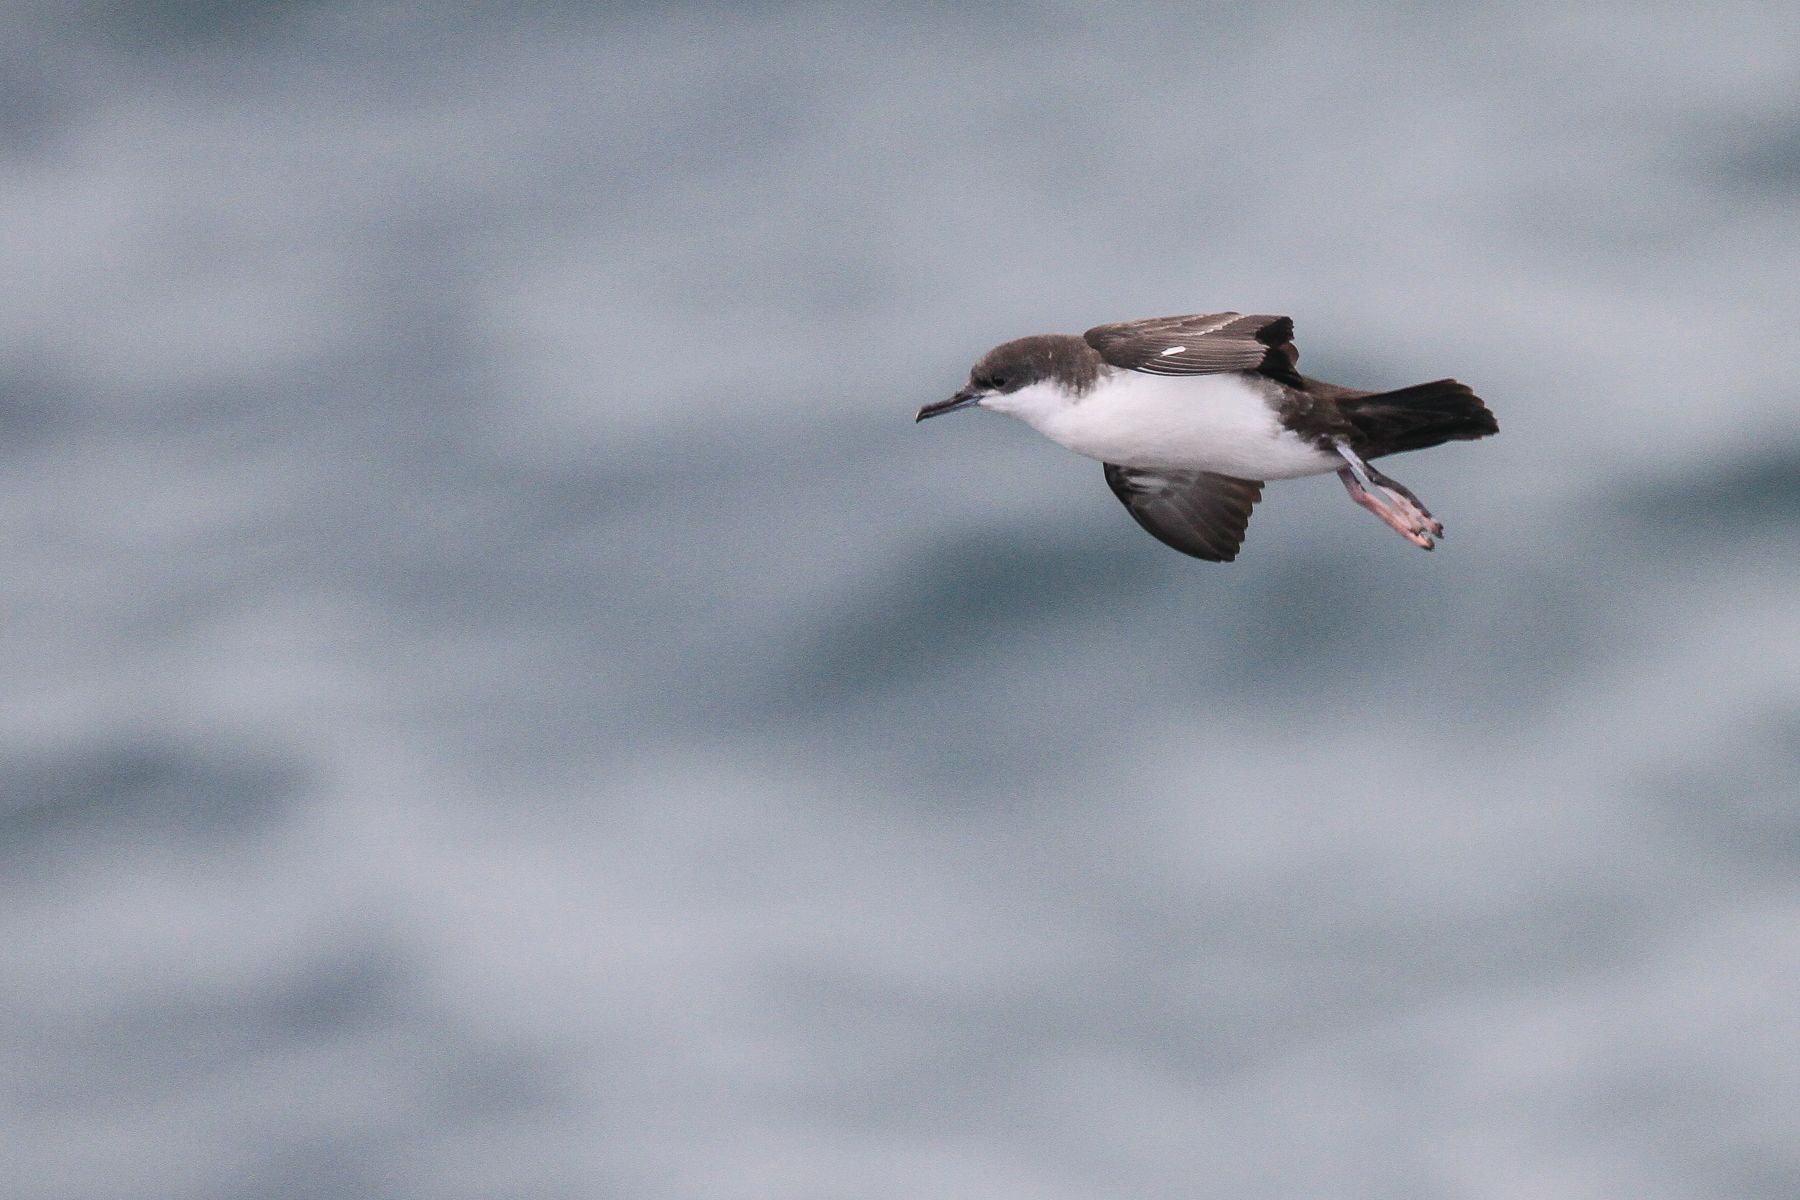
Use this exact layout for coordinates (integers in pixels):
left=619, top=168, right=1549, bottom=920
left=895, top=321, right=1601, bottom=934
left=916, top=335, right=1095, bottom=426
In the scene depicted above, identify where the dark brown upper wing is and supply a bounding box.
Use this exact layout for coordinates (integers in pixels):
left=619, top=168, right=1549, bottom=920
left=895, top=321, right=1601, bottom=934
left=1083, top=312, right=1300, bottom=385
left=1103, top=464, right=1264, bottom=563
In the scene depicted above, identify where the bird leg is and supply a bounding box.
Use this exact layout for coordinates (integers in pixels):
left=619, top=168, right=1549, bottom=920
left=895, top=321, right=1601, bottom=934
left=1334, top=442, right=1442, bottom=550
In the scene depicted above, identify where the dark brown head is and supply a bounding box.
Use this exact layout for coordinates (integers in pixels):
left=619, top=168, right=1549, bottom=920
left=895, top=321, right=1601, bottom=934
left=916, top=334, right=1100, bottom=422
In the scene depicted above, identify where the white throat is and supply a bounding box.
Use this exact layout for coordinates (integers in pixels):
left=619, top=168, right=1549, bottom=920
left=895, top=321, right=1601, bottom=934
left=977, top=379, right=1071, bottom=428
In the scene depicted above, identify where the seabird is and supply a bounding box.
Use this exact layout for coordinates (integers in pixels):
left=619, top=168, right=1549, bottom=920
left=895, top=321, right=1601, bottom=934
left=917, top=312, right=1497, bottom=561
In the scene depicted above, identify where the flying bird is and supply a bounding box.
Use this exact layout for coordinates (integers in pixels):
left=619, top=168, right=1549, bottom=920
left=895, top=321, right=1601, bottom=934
left=918, top=312, right=1497, bottom=561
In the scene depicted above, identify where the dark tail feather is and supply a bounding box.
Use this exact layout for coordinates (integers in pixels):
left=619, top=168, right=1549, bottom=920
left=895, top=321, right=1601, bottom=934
left=1340, top=379, right=1497, bottom=457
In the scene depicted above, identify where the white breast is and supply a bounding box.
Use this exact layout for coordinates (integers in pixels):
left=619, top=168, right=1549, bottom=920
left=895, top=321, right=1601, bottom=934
left=1035, top=370, right=1339, bottom=480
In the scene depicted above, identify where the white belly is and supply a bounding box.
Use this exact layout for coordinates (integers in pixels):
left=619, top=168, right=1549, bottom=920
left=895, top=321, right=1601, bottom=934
left=1039, top=371, right=1338, bottom=480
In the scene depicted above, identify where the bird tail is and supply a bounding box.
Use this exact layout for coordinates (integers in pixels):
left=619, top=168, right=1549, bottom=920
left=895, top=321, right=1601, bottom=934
left=1339, top=379, right=1497, bottom=457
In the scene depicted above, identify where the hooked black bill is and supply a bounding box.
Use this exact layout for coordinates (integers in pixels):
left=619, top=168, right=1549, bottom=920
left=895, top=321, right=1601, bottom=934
left=915, top=386, right=982, bottom=422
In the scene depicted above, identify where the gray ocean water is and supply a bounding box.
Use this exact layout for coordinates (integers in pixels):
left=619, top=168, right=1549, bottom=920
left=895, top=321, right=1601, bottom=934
left=5, top=3, right=1800, bottom=1197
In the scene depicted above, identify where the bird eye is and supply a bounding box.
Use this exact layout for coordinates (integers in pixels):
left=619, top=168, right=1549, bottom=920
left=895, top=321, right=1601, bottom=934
left=987, top=375, right=1008, bottom=391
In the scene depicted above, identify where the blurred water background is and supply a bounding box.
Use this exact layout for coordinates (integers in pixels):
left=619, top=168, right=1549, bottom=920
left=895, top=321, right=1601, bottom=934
left=4, top=3, right=1800, bottom=1197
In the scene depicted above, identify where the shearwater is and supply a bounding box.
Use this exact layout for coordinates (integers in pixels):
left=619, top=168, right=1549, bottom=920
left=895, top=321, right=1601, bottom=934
left=918, top=312, right=1497, bottom=562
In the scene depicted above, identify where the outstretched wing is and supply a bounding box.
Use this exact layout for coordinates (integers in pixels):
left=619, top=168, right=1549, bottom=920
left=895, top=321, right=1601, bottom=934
left=1083, top=312, right=1300, bottom=385
left=1103, top=464, right=1264, bottom=562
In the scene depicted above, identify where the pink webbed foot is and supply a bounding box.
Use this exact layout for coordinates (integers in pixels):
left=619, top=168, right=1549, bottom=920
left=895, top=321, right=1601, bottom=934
left=1362, top=464, right=1444, bottom=539
left=1334, top=443, right=1443, bottom=551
